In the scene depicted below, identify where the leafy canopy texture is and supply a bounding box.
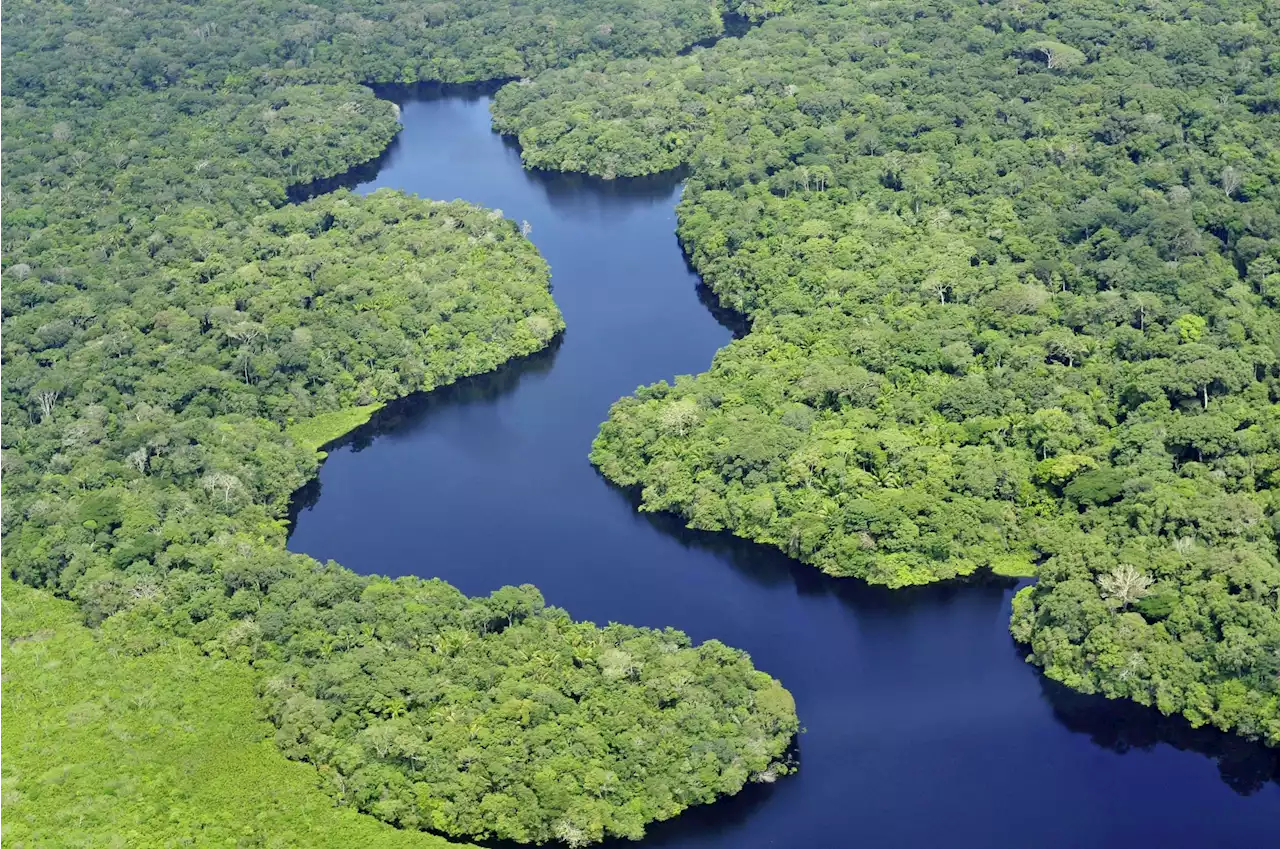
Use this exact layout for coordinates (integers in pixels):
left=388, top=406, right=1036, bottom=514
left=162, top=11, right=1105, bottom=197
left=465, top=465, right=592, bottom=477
left=0, top=578, right=470, bottom=848
left=493, top=0, right=1280, bottom=744
left=264, top=578, right=796, bottom=843
left=5, top=0, right=736, bottom=104
left=1, top=0, right=798, bottom=844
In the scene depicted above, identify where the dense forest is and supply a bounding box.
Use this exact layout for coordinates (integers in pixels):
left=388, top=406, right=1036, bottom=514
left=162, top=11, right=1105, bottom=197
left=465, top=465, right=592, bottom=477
left=5, top=0, right=1277, bottom=843
left=4, top=0, right=736, bottom=102
left=1, top=0, right=800, bottom=845
left=494, top=0, right=1280, bottom=745
left=2, top=576, right=469, bottom=847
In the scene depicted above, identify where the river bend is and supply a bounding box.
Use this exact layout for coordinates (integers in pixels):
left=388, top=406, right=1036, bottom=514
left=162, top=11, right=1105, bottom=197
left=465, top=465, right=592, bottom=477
left=289, top=84, right=1280, bottom=849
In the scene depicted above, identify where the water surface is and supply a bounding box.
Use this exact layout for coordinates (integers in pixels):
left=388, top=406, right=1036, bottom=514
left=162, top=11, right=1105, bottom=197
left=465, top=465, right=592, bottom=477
left=289, top=86, right=1280, bottom=849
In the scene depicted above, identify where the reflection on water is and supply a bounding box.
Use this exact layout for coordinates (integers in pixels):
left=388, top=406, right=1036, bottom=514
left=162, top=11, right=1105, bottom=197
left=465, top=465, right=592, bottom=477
left=287, top=336, right=563, bottom=523
left=292, top=344, right=1279, bottom=805
left=287, top=86, right=1280, bottom=847
left=598, top=779, right=781, bottom=849
left=617, top=476, right=1017, bottom=608
left=1041, top=679, right=1280, bottom=797
left=373, top=79, right=512, bottom=104
left=693, top=279, right=751, bottom=339
left=287, top=132, right=407, bottom=203
left=677, top=12, right=758, bottom=56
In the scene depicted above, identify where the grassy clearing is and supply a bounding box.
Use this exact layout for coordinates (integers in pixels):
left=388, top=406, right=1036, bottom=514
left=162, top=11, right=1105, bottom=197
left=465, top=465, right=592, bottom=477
left=0, top=578, right=465, bottom=849
left=286, top=403, right=385, bottom=454
left=989, top=555, right=1038, bottom=578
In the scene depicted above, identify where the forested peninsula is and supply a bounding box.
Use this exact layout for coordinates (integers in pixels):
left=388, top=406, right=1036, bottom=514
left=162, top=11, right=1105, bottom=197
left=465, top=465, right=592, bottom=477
left=2, top=1, right=799, bottom=845
left=494, top=0, right=1280, bottom=745
left=4, top=0, right=1277, bottom=844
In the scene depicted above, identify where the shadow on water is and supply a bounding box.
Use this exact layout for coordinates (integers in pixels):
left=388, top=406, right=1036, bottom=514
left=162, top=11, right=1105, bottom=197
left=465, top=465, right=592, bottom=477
left=694, top=279, right=751, bottom=340
left=370, top=78, right=514, bottom=106
left=604, top=474, right=1280, bottom=800
left=285, top=336, right=563, bottom=529
left=287, top=135, right=405, bottom=202
left=609, top=473, right=1021, bottom=610
left=598, top=775, right=783, bottom=849
left=347, top=333, right=562, bottom=451
left=286, top=82, right=1280, bottom=843
left=467, top=745, right=795, bottom=849
left=677, top=13, right=758, bottom=55
left=289, top=80, right=514, bottom=202
left=1040, top=678, right=1280, bottom=797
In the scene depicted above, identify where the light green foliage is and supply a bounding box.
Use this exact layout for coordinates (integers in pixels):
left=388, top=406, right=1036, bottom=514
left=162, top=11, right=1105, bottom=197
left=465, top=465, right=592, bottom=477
left=2, top=1, right=800, bottom=845
left=1174, top=313, right=1208, bottom=344
left=288, top=404, right=385, bottom=454
left=497, top=0, right=1280, bottom=743
left=989, top=556, right=1038, bottom=579
left=1, top=578, right=465, bottom=849
left=1027, top=40, right=1087, bottom=70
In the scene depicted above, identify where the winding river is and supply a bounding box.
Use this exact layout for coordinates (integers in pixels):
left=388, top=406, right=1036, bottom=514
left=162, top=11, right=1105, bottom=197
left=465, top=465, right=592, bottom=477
left=288, top=84, right=1280, bottom=848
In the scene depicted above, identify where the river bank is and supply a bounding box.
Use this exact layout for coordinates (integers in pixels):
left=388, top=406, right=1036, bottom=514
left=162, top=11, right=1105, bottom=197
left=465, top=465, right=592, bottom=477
left=289, top=87, right=1280, bottom=848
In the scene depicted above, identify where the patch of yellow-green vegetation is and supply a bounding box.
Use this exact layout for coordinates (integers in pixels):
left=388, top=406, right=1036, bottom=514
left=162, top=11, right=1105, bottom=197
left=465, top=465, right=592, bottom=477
left=287, top=403, right=384, bottom=454
left=0, top=578, right=466, bottom=849
left=989, top=555, right=1038, bottom=578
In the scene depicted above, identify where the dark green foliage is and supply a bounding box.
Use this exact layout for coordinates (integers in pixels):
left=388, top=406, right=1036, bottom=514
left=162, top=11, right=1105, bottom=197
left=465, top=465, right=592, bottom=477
left=263, top=579, right=796, bottom=843
left=2, top=0, right=799, bottom=844
left=4, top=0, right=732, bottom=107
left=1063, top=467, right=1128, bottom=506
left=1135, top=590, right=1180, bottom=623
left=495, top=0, right=1280, bottom=743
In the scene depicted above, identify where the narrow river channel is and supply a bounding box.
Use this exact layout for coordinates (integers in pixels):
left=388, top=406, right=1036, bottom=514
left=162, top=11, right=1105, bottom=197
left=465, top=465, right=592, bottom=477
left=288, top=84, right=1280, bottom=848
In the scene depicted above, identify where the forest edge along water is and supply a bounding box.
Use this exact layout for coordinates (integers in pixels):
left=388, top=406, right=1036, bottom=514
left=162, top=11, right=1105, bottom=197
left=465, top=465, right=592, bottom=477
left=287, top=85, right=1280, bottom=848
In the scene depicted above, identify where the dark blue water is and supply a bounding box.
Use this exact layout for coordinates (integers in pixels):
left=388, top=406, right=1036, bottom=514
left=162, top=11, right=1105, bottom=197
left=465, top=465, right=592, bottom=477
left=288, top=86, right=1280, bottom=849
